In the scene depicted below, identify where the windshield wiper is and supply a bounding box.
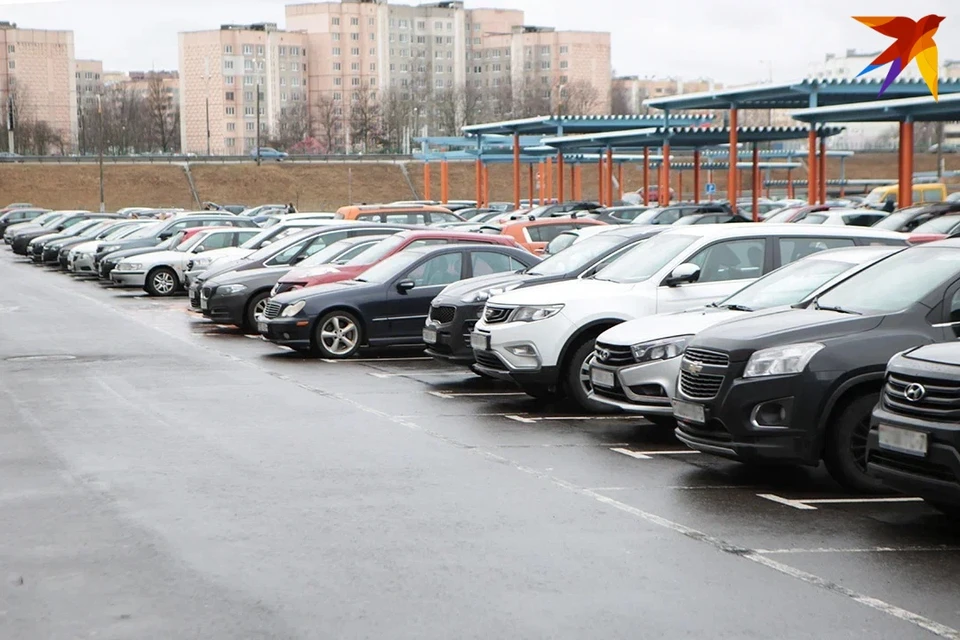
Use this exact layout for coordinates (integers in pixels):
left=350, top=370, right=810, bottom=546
left=718, top=303, right=753, bottom=312
left=813, top=298, right=861, bottom=315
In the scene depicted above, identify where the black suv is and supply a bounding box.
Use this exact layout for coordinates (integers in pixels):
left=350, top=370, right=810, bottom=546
left=424, top=227, right=665, bottom=365
left=673, top=239, right=960, bottom=492
left=867, top=343, right=960, bottom=513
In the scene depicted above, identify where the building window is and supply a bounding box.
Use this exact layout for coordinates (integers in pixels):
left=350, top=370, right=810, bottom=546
left=417, top=20, right=426, bottom=30
left=541, top=61, right=551, bottom=69
left=560, top=60, right=568, bottom=69
left=446, top=36, right=452, bottom=44
left=350, top=16, right=359, bottom=26
left=435, top=36, right=443, bottom=45
left=7, top=61, right=14, bottom=70
left=244, top=60, right=253, bottom=71
left=435, top=79, right=443, bottom=88
left=435, top=21, right=442, bottom=29
left=369, top=47, right=375, bottom=55
left=369, top=32, right=375, bottom=41
left=333, top=92, right=341, bottom=100
left=226, top=122, right=235, bottom=132
left=473, top=37, right=480, bottom=45
left=225, top=91, right=235, bottom=101
left=246, top=122, right=254, bottom=131
left=351, top=77, right=360, bottom=86
left=279, top=46, right=287, bottom=56
left=333, top=47, right=341, bottom=56
left=369, top=77, right=376, bottom=86
left=350, top=32, right=359, bottom=41
left=281, top=92, right=287, bottom=102
left=333, top=62, right=341, bottom=71
left=224, top=44, right=233, bottom=54
left=416, top=35, right=425, bottom=44
left=474, top=24, right=480, bottom=31
left=243, top=44, right=253, bottom=55
left=560, top=75, right=568, bottom=83
left=368, top=17, right=375, bottom=26
left=292, top=77, right=300, bottom=86
left=370, top=62, right=376, bottom=71
left=399, top=19, right=408, bottom=28
left=257, top=60, right=264, bottom=70
left=351, top=62, right=360, bottom=71
left=541, top=46, right=550, bottom=55
left=244, top=106, right=254, bottom=115
left=279, top=77, right=286, bottom=86
left=351, top=47, right=359, bottom=56
left=225, top=138, right=235, bottom=147
left=389, top=63, right=395, bottom=71
left=257, top=45, right=264, bottom=56
left=333, top=33, right=340, bottom=41
left=244, top=91, right=254, bottom=101
left=224, top=60, right=234, bottom=70
left=332, top=17, right=340, bottom=26
left=542, top=90, right=551, bottom=98
left=280, top=62, right=286, bottom=71
left=400, top=34, right=408, bottom=43
left=226, top=106, right=235, bottom=115
left=244, top=76, right=254, bottom=85
left=334, top=77, right=342, bottom=85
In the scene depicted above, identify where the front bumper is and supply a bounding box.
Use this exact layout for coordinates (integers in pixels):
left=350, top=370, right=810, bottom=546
left=11, top=237, right=35, bottom=255
left=259, top=317, right=312, bottom=350
left=98, top=258, right=120, bottom=279
left=70, top=253, right=96, bottom=274
left=201, top=291, right=246, bottom=326
left=470, top=313, right=568, bottom=383
left=867, top=405, right=960, bottom=507
left=674, top=364, right=828, bottom=466
left=42, top=246, right=63, bottom=264
left=423, top=303, right=483, bottom=363
left=110, top=270, right=147, bottom=287
left=588, top=357, right=678, bottom=416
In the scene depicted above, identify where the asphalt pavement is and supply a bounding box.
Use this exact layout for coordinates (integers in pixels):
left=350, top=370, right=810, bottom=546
left=1, top=251, right=958, bottom=639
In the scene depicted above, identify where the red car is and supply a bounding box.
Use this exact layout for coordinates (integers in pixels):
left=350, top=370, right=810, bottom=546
left=272, top=229, right=526, bottom=295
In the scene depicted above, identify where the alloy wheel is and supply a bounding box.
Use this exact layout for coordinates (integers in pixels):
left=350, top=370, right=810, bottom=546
left=153, top=271, right=176, bottom=295
left=320, top=315, right=358, bottom=356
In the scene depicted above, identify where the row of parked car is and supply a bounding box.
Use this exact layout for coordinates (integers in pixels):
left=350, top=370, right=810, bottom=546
left=4, top=199, right=959, bottom=515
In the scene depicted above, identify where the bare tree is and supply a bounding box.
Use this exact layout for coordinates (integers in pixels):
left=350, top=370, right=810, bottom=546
left=433, top=87, right=462, bottom=136
left=558, top=80, right=601, bottom=116
left=313, top=93, right=342, bottom=153
left=348, top=89, right=383, bottom=152
left=272, top=102, right=312, bottom=150
left=380, top=87, right=414, bottom=153
left=610, top=81, right=634, bottom=115
left=486, top=80, right=515, bottom=122
left=146, top=73, right=178, bottom=153
left=513, top=79, right=551, bottom=119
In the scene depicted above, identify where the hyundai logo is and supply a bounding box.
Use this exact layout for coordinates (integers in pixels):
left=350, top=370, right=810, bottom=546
left=904, top=383, right=926, bottom=402
left=597, top=348, right=611, bottom=362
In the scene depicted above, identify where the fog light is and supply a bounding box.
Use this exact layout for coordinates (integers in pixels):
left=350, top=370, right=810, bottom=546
left=506, top=344, right=536, bottom=357
left=751, top=398, right=793, bottom=429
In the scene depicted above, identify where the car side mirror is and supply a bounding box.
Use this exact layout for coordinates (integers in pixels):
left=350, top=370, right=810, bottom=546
left=663, top=263, right=701, bottom=287
left=261, top=239, right=272, bottom=246
left=158, top=231, right=172, bottom=240
left=291, top=255, right=305, bottom=265
left=193, top=245, right=206, bottom=253
left=396, top=279, right=416, bottom=293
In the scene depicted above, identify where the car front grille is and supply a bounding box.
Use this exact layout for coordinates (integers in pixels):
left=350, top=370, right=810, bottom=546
left=190, top=288, right=201, bottom=308
left=679, top=370, right=724, bottom=400
left=883, top=373, right=960, bottom=421
left=430, top=305, right=457, bottom=325
left=483, top=305, right=512, bottom=324
left=201, top=286, right=214, bottom=300
left=263, top=301, right=283, bottom=320
left=683, top=347, right=730, bottom=367
left=869, top=449, right=957, bottom=483
left=594, top=341, right=635, bottom=366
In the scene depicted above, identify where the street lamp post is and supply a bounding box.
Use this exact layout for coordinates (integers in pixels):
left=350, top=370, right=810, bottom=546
left=256, top=89, right=262, bottom=166
left=97, top=94, right=105, bottom=213
left=204, top=57, right=211, bottom=156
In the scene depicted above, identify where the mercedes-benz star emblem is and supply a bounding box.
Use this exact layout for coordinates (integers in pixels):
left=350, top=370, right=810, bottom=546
left=904, top=383, right=926, bottom=402
left=597, top=348, right=611, bottom=362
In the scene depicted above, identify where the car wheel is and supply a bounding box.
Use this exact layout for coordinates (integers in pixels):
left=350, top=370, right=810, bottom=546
left=314, top=310, right=362, bottom=359
left=823, top=391, right=886, bottom=493
left=243, top=292, right=270, bottom=332
left=564, top=340, right=617, bottom=413
left=145, top=266, right=179, bottom=297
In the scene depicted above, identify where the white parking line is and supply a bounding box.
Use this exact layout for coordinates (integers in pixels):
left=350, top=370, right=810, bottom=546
left=611, top=447, right=701, bottom=460
left=368, top=371, right=466, bottom=378
left=758, top=493, right=924, bottom=511
left=755, top=545, right=960, bottom=555
left=428, top=390, right=527, bottom=398
left=505, top=415, right=646, bottom=424
left=321, top=356, right=433, bottom=363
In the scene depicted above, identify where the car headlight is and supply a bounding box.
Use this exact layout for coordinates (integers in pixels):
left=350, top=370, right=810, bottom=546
left=744, top=343, right=824, bottom=379
left=631, top=335, right=693, bottom=363
left=193, top=257, right=212, bottom=268
left=117, top=262, right=143, bottom=271
left=101, top=244, right=120, bottom=253
left=218, top=284, right=247, bottom=295
left=508, top=304, right=564, bottom=323
left=280, top=300, right=307, bottom=317
left=461, top=282, right=522, bottom=304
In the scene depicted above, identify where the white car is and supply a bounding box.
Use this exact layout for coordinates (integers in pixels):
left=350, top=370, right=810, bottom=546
left=542, top=226, right=612, bottom=256
left=67, top=221, right=153, bottom=274
left=470, top=224, right=909, bottom=411
left=794, top=209, right=888, bottom=226
left=587, top=245, right=903, bottom=422
left=112, top=227, right=259, bottom=296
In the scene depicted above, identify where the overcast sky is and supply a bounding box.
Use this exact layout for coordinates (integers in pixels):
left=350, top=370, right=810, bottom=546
left=1, top=0, right=957, bottom=84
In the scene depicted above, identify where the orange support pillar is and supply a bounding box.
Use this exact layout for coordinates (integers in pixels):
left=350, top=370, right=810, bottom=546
left=693, top=150, right=701, bottom=204
left=787, top=168, right=794, bottom=199
left=807, top=129, right=818, bottom=205
left=574, top=165, right=583, bottom=200
left=557, top=153, right=565, bottom=203
left=440, top=160, right=449, bottom=204
left=642, top=147, right=650, bottom=206
left=606, top=148, right=614, bottom=207
left=751, top=143, right=760, bottom=222
left=512, top=133, right=521, bottom=210
left=597, top=155, right=605, bottom=204
left=538, top=162, right=545, bottom=205
left=570, top=164, right=576, bottom=201
left=728, top=108, right=739, bottom=203
left=617, top=163, right=624, bottom=202
left=662, top=143, right=671, bottom=205
left=819, top=136, right=827, bottom=204
left=900, top=120, right=915, bottom=207
left=475, top=159, right=482, bottom=207
left=545, top=156, right=553, bottom=204
left=483, top=164, right=490, bottom=208
left=528, top=163, right=534, bottom=207
left=423, top=162, right=431, bottom=201
left=678, top=170, right=683, bottom=203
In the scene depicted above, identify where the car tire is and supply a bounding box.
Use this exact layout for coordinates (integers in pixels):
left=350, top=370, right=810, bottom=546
left=314, top=310, right=362, bottom=359
left=145, top=266, right=179, bottom=297
left=243, top=292, right=270, bottom=332
left=564, top=340, right=617, bottom=414
left=823, top=392, right=886, bottom=493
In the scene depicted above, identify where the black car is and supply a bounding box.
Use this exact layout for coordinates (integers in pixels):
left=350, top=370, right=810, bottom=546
left=33, top=218, right=119, bottom=264
left=673, top=239, right=960, bottom=492
left=872, top=202, right=960, bottom=233
left=10, top=212, right=94, bottom=255
left=423, top=226, right=666, bottom=365
left=200, top=235, right=389, bottom=331
left=590, top=206, right=652, bottom=225
left=190, top=224, right=417, bottom=311
left=52, top=221, right=147, bottom=269
left=260, top=244, right=540, bottom=358
left=502, top=202, right=602, bottom=222
left=631, top=203, right=734, bottom=226
left=867, top=343, right=960, bottom=513
left=0, top=207, right=50, bottom=236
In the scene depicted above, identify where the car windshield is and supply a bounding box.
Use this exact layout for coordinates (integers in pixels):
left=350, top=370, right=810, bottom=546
left=866, top=187, right=888, bottom=205
left=298, top=238, right=381, bottom=267
left=593, top=234, right=698, bottom=283
left=544, top=232, right=578, bottom=255
left=630, top=208, right=666, bottom=225
left=719, top=258, right=862, bottom=311
left=354, top=250, right=424, bottom=283
left=245, top=232, right=315, bottom=262
left=175, top=232, right=210, bottom=252
left=528, top=233, right=629, bottom=277
left=127, top=221, right=167, bottom=239
left=344, top=234, right=407, bottom=266
left=912, top=216, right=960, bottom=235
left=39, top=214, right=67, bottom=227
left=816, top=247, right=960, bottom=315
left=872, top=210, right=917, bottom=230
left=106, top=225, right=141, bottom=240
left=765, top=207, right=803, bottom=223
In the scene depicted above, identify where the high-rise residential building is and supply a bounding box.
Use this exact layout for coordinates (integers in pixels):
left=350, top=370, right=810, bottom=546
left=179, top=22, right=309, bottom=154
left=125, top=70, right=180, bottom=106
left=612, top=76, right=721, bottom=114
left=75, top=59, right=103, bottom=107
left=0, top=21, right=78, bottom=151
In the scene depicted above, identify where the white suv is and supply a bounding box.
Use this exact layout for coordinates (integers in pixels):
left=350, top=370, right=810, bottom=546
left=470, top=224, right=908, bottom=410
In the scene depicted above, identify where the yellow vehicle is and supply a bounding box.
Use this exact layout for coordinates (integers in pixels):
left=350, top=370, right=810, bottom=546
left=865, top=183, right=946, bottom=208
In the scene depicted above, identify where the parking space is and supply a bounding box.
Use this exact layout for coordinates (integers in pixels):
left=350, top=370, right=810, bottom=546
left=3, top=249, right=960, bottom=640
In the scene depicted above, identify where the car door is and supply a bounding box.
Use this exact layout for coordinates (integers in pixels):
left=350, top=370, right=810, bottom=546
left=776, top=236, right=856, bottom=265
left=387, top=250, right=466, bottom=338
left=655, top=237, right=770, bottom=312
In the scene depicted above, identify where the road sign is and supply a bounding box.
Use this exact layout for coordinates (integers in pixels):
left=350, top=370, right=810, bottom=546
left=705, top=182, right=717, bottom=195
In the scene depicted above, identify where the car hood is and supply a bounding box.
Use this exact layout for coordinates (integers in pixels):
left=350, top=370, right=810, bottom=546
left=121, top=249, right=187, bottom=265
left=598, top=307, right=747, bottom=347
left=204, top=247, right=252, bottom=264
left=903, top=342, right=960, bottom=366
left=208, top=266, right=291, bottom=289
left=280, top=264, right=365, bottom=284
left=271, top=279, right=376, bottom=307
left=434, top=272, right=529, bottom=300
left=106, top=238, right=157, bottom=252
left=71, top=241, right=101, bottom=253
left=690, top=309, right=885, bottom=362
left=103, top=245, right=163, bottom=261
left=488, top=277, right=629, bottom=307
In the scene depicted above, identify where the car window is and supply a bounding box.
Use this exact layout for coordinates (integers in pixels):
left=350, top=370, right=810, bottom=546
left=913, top=215, right=960, bottom=235
left=408, top=239, right=450, bottom=249
left=525, top=224, right=573, bottom=243
left=949, top=288, right=960, bottom=325
left=657, top=209, right=681, bottom=224
left=404, top=252, right=463, bottom=286
left=797, top=214, right=828, bottom=225
left=384, top=212, right=429, bottom=224
left=236, top=231, right=259, bottom=245
left=544, top=232, right=578, bottom=255
left=302, top=231, right=350, bottom=257
left=266, top=239, right=311, bottom=265
left=595, top=234, right=698, bottom=284
left=336, top=241, right=380, bottom=262
left=430, top=212, right=461, bottom=223
left=687, top=238, right=766, bottom=283
left=197, top=232, right=234, bottom=251
left=923, top=189, right=943, bottom=203
left=842, top=213, right=884, bottom=227
left=695, top=216, right=718, bottom=224
left=471, top=251, right=516, bottom=276
left=779, top=237, right=856, bottom=263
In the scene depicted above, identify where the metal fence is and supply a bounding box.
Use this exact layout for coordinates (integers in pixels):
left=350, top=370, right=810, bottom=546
left=0, top=154, right=415, bottom=165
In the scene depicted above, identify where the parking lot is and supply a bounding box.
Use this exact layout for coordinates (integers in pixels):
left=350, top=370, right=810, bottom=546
left=2, top=250, right=959, bottom=639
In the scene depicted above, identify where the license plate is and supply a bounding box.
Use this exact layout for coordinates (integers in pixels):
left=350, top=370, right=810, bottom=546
left=257, top=321, right=268, bottom=333
left=422, top=327, right=438, bottom=344
left=200, top=298, right=209, bottom=310
left=673, top=399, right=706, bottom=424
left=471, top=332, right=491, bottom=351
left=878, top=424, right=928, bottom=457
left=590, top=368, right=615, bottom=388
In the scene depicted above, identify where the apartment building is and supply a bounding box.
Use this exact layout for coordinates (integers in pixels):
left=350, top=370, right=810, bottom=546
left=612, top=76, right=720, bottom=114
left=75, top=59, right=102, bottom=107
left=179, top=23, right=309, bottom=154
left=0, top=21, right=77, bottom=150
